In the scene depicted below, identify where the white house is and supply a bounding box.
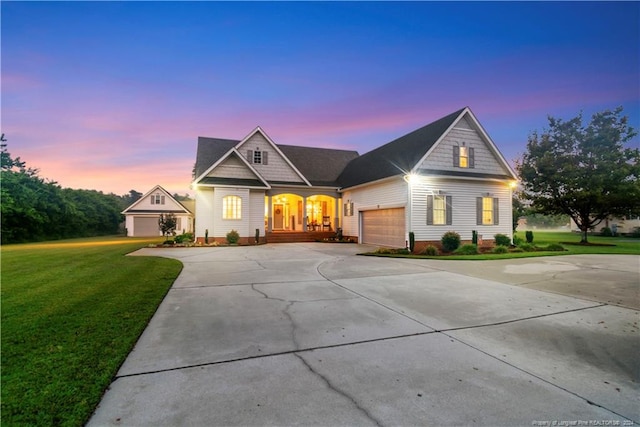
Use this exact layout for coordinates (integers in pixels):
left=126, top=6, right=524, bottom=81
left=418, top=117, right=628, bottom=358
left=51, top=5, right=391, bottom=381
left=122, top=185, right=194, bottom=237
left=191, top=107, right=518, bottom=248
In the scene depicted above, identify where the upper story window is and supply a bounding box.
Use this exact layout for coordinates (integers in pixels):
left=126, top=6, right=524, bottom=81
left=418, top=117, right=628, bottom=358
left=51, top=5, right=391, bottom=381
left=222, top=195, right=242, bottom=220
left=454, top=145, right=474, bottom=168
left=150, top=194, right=165, bottom=205
left=247, top=149, right=268, bottom=165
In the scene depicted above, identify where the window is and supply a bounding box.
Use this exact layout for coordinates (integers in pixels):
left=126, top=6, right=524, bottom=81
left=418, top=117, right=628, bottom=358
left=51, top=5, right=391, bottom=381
left=477, top=197, right=499, bottom=225
left=247, top=149, right=268, bottom=165
left=453, top=145, right=474, bottom=168
left=253, top=150, right=262, bottom=164
left=223, top=195, right=242, bottom=219
left=150, top=194, right=165, bottom=205
left=427, top=195, right=452, bottom=225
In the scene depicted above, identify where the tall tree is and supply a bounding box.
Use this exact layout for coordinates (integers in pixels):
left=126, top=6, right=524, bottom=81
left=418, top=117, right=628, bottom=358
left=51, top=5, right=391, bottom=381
left=517, top=107, right=640, bottom=243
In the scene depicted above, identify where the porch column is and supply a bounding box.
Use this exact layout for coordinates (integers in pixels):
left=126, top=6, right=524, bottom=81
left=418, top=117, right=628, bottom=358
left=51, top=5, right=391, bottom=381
left=302, top=196, right=307, bottom=232
left=334, top=197, right=339, bottom=231
left=267, top=195, right=273, bottom=232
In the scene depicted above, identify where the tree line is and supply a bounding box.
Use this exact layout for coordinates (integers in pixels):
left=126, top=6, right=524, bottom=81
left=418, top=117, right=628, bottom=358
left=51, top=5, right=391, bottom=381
left=2, top=139, right=139, bottom=244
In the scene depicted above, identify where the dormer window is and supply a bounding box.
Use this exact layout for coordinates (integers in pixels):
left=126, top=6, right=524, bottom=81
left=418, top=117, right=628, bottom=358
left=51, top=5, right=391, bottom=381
left=150, top=193, right=165, bottom=205
left=253, top=149, right=262, bottom=164
left=454, top=144, right=474, bottom=168
left=247, top=149, right=268, bottom=165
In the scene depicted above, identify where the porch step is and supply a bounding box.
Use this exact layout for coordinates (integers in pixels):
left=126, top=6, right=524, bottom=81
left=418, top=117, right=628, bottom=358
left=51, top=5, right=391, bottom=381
left=266, top=231, right=335, bottom=243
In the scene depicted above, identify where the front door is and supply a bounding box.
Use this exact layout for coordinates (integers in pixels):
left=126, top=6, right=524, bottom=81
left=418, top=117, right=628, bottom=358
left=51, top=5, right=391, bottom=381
left=274, top=204, right=284, bottom=229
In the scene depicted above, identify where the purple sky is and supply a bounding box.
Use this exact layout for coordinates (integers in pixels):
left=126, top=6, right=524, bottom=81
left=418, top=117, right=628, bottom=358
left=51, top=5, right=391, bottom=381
left=2, top=1, right=638, bottom=196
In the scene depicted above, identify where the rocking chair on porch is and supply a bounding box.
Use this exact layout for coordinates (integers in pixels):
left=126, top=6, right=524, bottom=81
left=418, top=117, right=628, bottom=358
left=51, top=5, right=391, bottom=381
left=322, top=216, right=331, bottom=231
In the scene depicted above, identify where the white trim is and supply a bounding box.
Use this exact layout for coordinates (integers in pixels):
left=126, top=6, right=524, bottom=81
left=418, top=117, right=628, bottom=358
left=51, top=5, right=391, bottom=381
left=339, top=175, right=402, bottom=192
left=193, top=148, right=271, bottom=189
left=122, top=185, right=191, bottom=214
left=234, top=127, right=312, bottom=186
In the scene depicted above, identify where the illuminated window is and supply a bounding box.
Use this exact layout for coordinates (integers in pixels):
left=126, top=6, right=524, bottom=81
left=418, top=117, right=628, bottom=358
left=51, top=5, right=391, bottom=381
left=427, top=195, right=451, bottom=225
left=454, top=145, right=474, bottom=168
left=477, top=197, right=498, bottom=225
left=223, top=195, right=242, bottom=219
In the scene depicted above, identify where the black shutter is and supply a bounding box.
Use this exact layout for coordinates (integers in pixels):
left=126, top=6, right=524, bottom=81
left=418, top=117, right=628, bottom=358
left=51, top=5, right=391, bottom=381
left=446, top=196, right=453, bottom=225
left=426, top=195, right=433, bottom=225
left=453, top=146, right=460, bottom=167
left=476, top=197, right=482, bottom=225
left=263, top=151, right=268, bottom=165
left=469, top=147, right=475, bottom=168
left=247, top=150, right=253, bottom=163
left=151, top=196, right=155, bottom=205
left=493, top=198, right=499, bottom=225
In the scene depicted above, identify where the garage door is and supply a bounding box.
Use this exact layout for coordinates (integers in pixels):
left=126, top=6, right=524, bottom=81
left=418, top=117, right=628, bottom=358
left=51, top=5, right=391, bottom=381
left=133, top=217, right=160, bottom=236
left=361, top=208, right=405, bottom=247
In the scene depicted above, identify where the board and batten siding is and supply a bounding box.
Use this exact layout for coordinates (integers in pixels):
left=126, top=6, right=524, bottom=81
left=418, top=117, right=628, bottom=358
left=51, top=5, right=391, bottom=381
left=410, top=177, right=513, bottom=242
left=241, top=133, right=304, bottom=183
left=419, top=117, right=507, bottom=176
left=341, top=177, right=408, bottom=239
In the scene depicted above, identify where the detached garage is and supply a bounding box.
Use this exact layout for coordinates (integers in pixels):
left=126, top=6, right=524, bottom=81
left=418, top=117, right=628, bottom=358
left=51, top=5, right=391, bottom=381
left=361, top=208, right=406, bottom=248
left=122, top=185, right=194, bottom=237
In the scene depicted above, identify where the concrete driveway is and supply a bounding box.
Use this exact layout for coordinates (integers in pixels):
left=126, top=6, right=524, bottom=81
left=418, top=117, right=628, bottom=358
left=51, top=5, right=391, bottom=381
left=89, top=244, right=639, bottom=426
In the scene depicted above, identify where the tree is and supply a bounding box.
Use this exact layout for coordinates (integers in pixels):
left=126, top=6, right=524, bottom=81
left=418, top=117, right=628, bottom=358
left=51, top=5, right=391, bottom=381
left=517, top=107, right=640, bottom=243
left=512, top=192, right=528, bottom=231
left=158, top=213, right=177, bottom=238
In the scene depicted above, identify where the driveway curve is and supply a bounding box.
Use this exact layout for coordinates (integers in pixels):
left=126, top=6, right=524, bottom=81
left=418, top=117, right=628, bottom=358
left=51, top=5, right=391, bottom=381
left=89, top=244, right=639, bottom=426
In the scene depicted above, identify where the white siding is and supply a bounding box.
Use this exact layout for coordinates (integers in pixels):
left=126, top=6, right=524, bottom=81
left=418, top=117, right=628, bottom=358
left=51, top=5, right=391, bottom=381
left=341, top=177, right=408, bottom=239
left=419, top=117, right=508, bottom=176
left=249, top=190, right=266, bottom=239
left=195, top=187, right=215, bottom=238
left=131, top=190, right=186, bottom=212
left=212, top=188, right=251, bottom=238
left=208, top=155, right=258, bottom=180
left=410, top=177, right=513, bottom=242
left=240, top=133, right=304, bottom=183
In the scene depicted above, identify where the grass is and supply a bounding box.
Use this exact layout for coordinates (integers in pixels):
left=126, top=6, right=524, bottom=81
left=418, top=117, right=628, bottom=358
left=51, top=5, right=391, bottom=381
left=363, top=231, right=640, bottom=260
left=1, top=236, right=183, bottom=426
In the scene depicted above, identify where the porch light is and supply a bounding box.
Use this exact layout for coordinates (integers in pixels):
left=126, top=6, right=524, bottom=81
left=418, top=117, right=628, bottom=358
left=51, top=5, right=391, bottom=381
left=404, top=173, right=419, bottom=185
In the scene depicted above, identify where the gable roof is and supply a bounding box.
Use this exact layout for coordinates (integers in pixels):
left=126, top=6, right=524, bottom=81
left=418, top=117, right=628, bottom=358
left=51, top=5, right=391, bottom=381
left=122, top=185, right=193, bottom=214
left=337, top=108, right=465, bottom=189
left=193, top=135, right=359, bottom=188
left=195, top=148, right=271, bottom=189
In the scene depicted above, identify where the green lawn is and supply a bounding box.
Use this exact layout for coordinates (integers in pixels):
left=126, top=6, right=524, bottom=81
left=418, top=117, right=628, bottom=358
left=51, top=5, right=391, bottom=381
left=1, top=237, right=183, bottom=426
left=364, top=231, right=640, bottom=260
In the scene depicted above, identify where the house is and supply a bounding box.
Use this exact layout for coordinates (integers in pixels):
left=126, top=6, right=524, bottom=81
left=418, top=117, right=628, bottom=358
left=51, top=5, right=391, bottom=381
left=570, top=216, right=640, bottom=235
left=122, top=185, right=195, bottom=237
left=192, top=107, right=518, bottom=248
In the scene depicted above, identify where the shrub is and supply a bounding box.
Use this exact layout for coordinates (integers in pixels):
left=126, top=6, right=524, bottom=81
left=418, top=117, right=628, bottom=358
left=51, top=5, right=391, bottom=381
left=441, top=231, right=461, bottom=252
left=600, top=227, right=612, bottom=237
left=631, top=227, right=640, bottom=238
left=510, top=247, right=524, bottom=253
left=409, top=232, right=415, bottom=252
left=494, top=234, right=511, bottom=247
left=174, top=232, right=194, bottom=244
left=493, top=245, right=509, bottom=254
left=162, top=239, right=174, bottom=245
left=226, top=229, right=240, bottom=244
left=422, top=245, right=439, bottom=256
left=454, top=244, right=478, bottom=255
left=546, top=243, right=565, bottom=251
left=518, top=243, right=536, bottom=252
left=374, top=247, right=409, bottom=255
left=513, top=235, right=523, bottom=246
left=525, top=230, right=534, bottom=243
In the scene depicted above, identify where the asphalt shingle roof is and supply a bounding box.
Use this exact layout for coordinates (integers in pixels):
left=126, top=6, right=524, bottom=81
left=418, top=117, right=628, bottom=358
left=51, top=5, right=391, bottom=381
left=337, top=108, right=465, bottom=188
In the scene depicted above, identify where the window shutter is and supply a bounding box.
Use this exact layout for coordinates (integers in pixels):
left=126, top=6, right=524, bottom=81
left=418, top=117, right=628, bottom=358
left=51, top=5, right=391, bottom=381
left=476, top=197, right=482, bottom=225
left=493, top=198, right=499, bottom=225
left=161, top=195, right=165, bottom=205
left=426, top=195, right=433, bottom=225
left=343, top=203, right=347, bottom=216
left=151, top=196, right=155, bottom=205
left=446, top=196, right=453, bottom=225
left=453, top=146, right=460, bottom=167
left=247, top=150, right=253, bottom=162
left=469, top=147, right=475, bottom=168
left=263, top=151, right=268, bottom=165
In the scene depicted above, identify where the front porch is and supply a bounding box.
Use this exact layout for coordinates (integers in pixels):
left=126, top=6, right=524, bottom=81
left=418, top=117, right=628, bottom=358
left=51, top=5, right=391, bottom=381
left=266, top=230, right=336, bottom=243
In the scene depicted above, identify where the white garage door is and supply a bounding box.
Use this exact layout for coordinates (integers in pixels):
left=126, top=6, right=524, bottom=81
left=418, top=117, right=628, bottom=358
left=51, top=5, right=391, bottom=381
left=361, top=208, right=405, bottom=248
left=133, top=217, right=160, bottom=236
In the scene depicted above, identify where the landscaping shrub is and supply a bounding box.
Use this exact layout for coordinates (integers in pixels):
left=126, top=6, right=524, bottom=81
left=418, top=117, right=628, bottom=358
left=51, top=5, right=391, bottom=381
left=513, top=235, right=523, bottom=246
left=226, top=229, right=240, bottom=244
left=546, top=243, right=565, bottom=251
left=162, top=239, right=174, bottom=245
left=493, top=245, right=509, bottom=254
left=441, top=231, right=461, bottom=252
left=374, top=247, right=409, bottom=255
left=422, top=245, right=439, bottom=256
left=174, top=232, right=194, bottom=244
left=518, top=243, right=536, bottom=252
left=454, top=244, right=478, bottom=255
left=494, top=234, right=511, bottom=247
left=525, top=230, right=534, bottom=243
left=600, top=227, right=613, bottom=237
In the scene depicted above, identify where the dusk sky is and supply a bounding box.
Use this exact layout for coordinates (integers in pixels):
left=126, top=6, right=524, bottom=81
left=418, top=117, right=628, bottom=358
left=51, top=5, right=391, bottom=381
left=2, top=1, right=639, bottom=197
